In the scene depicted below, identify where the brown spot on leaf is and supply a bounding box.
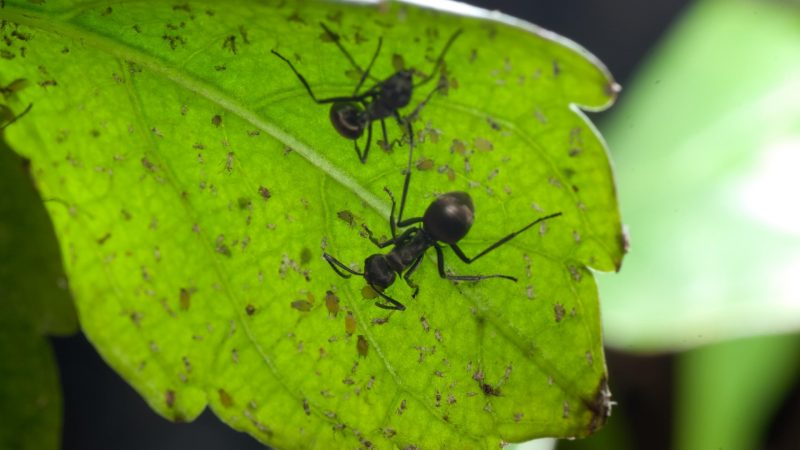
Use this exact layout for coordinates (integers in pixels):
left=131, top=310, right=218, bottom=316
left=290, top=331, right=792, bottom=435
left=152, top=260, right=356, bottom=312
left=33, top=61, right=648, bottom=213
left=165, top=390, right=175, bottom=408
left=416, top=158, right=434, bottom=171
left=325, top=291, right=340, bottom=317
left=474, top=137, right=493, bottom=152
left=372, top=317, right=389, bottom=325
left=419, top=316, right=430, bottom=332
left=218, top=389, right=233, bottom=408
left=450, top=139, right=466, bottom=155
left=345, top=312, right=356, bottom=335
left=258, top=185, right=271, bottom=201
left=179, top=288, right=192, bottom=310
left=337, top=210, right=356, bottom=227
left=357, top=335, right=368, bottom=357
left=300, top=247, right=311, bottom=265
left=291, top=300, right=312, bottom=311
left=554, top=303, right=565, bottom=322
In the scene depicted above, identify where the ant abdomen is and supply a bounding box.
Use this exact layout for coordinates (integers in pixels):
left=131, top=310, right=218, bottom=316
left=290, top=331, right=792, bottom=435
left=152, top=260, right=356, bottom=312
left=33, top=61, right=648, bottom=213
left=329, top=102, right=366, bottom=140
left=423, top=192, right=475, bottom=244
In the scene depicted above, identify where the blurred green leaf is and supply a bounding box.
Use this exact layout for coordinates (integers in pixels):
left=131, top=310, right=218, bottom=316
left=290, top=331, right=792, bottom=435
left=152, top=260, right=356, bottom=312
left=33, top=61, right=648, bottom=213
left=676, top=335, right=800, bottom=450
left=0, top=326, right=65, bottom=450
left=0, top=0, right=622, bottom=446
left=0, top=135, right=77, bottom=449
left=599, top=0, right=800, bottom=350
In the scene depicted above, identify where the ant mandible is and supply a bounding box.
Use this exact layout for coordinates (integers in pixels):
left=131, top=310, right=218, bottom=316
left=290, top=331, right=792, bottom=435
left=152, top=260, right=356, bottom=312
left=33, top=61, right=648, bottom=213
left=322, top=143, right=563, bottom=311
left=271, top=23, right=461, bottom=163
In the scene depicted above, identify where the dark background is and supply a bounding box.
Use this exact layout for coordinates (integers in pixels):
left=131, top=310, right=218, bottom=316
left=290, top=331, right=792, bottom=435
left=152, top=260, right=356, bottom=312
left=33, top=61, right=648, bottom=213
left=53, top=1, right=693, bottom=449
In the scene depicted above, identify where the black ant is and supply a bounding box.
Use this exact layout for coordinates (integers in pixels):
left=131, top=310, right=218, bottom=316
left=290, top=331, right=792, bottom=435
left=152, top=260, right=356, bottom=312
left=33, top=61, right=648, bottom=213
left=271, top=23, right=461, bottom=163
left=0, top=103, right=32, bottom=131
left=322, top=146, right=563, bottom=311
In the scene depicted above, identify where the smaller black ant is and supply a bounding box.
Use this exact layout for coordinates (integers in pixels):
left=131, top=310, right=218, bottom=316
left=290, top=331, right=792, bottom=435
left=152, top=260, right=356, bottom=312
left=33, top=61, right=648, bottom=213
left=323, top=147, right=563, bottom=311
left=0, top=103, right=32, bottom=131
left=271, top=23, right=461, bottom=163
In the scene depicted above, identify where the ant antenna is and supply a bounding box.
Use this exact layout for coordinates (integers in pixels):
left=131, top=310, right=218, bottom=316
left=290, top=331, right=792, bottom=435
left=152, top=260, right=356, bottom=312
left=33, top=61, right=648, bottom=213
left=320, top=22, right=382, bottom=89
left=414, top=28, right=463, bottom=88
left=370, top=284, right=406, bottom=311
left=353, top=36, right=383, bottom=95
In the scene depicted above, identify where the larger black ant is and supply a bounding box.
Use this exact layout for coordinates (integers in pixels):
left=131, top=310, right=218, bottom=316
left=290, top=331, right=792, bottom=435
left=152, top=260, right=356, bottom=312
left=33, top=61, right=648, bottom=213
left=271, top=23, right=461, bottom=163
left=322, top=146, right=563, bottom=311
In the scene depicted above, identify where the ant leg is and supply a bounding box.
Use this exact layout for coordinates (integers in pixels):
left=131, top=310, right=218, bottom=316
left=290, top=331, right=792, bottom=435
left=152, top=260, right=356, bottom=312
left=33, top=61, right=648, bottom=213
left=323, top=252, right=364, bottom=279
left=319, top=22, right=381, bottom=90
left=361, top=119, right=374, bottom=164
left=354, top=119, right=374, bottom=163
left=414, top=29, right=463, bottom=88
left=363, top=225, right=414, bottom=249
left=434, top=245, right=517, bottom=282
left=379, top=119, right=391, bottom=152
left=394, top=112, right=416, bottom=227
left=354, top=36, right=382, bottom=95
left=450, top=212, right=563, bottom=264
left=0, top=103, right=32, bottom=131
left=402, top=255, right=424, bottom=298
left=381, top=187, right=398, bottom=238
left=370, top=284, right=406, bottom=311
left=405, top=81, right=446, bottom=124
left=271, top=50, right=373, bottom=104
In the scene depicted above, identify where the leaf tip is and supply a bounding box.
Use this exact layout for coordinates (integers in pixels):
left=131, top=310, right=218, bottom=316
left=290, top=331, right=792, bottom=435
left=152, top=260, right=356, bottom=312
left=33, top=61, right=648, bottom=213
left=585, top=376, right=613, bottom=435
left=605, top=80, right=622, bottom=101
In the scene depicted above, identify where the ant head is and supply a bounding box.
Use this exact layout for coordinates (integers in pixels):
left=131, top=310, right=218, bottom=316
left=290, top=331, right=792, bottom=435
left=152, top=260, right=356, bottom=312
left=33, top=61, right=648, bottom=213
left=363, top=254, right=396, bottom=290
left=423, top=192, right=474, bottom=244
left=329, top=102, right=366, bottom=140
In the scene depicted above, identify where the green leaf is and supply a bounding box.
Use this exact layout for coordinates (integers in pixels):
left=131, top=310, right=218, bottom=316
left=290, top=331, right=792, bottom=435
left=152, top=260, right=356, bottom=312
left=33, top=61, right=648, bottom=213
left=0, top=0, right=621, bottom=447
left=598, top=0, right=800, bottom=350
left=0, top=134, right=77, bottom=449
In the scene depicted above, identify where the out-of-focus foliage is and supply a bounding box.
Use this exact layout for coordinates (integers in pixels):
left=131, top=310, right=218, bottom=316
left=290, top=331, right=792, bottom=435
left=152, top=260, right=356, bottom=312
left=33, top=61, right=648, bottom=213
left=0, top=135, right=77, bottom=450
left=556, top=1, right=800, bottom=449
left=599, top=0, right=800, bottom=350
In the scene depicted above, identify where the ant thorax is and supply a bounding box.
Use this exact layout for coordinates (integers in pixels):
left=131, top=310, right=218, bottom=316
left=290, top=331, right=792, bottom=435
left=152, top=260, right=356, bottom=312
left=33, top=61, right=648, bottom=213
left=367, top=71, right=414, bottom=120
